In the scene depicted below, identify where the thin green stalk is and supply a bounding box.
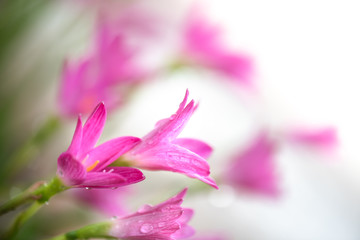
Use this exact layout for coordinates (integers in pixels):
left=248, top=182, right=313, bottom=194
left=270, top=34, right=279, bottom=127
left=0, top=176, right=67, bottom=215
left=0, top=176, right=68, bottom=239
left=48, top=222, right=116, bottom=240
left=2, top=201, right=42, bottom=239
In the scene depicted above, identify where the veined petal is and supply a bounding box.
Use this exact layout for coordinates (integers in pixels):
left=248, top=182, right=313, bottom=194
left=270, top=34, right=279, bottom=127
left=85, top=136, right=141, bottom=171
left=79, top=171, right=127, bottom=188
left=80, top=102, right=107, bottom=157
left=67, top=116, right=83, bottom=156
left=128, top=144, right=217, bottom=188
left=57, top=153, right=86, bottom=186
left=173, top=138, right=213, bottom=159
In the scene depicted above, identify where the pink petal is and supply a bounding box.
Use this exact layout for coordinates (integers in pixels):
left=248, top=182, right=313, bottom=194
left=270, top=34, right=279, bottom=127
left=226, top=132, right=279, bottom=197
left=57, top=153, right=86, bottom=186
left=141, top=90, right=196, bottom=146
left=110, top=189, right=189, bottom=239
left=80, top=102, right=107, bottom=157
left=172, top=208, right=195, bottom=239
left=85, top=136, right=141, bottom=171
left=128, top=144, right=217, bottom=189
left=173, top=138, right=213, bottom=159
left=287, top=127, right=338, bottom=151
left=102, top=167, right=145, bottom=185
left=79, top=171, right=127, bottom=188
left=67, top=116, right=83, bottom=156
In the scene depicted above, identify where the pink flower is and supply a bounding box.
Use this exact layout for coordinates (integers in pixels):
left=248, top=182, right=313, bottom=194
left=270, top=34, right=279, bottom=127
left=57, top=102, right=145, bottom=188
left=109, top=188, right=195, bottom=240
left=182, top=10, right=253, bottom=86
left=226, top=132, right=279, bottom=197
left=123, top=90, right=218, bottom=189
left=285, top=126, right=338, bottom=152
left=58, top=14, right=148, bottom=117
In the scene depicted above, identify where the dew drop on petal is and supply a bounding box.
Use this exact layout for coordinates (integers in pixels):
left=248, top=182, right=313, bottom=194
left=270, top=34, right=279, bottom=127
left=85, top=187, right=90, bottom=190
left=158, top=222, right=166, bottom=227
left=111, top=216, right=118, bottom=220
left=140, top=223, right=153, bottom=234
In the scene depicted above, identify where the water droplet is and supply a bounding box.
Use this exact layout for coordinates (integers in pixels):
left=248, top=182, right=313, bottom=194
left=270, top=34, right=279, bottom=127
left=45, top=201, right=49, bottom=205
left=102, top=169, right=106, bottom=173
left=108, top=169, right=114, bottom=173
left=158, top=222, right=166, bottom=227
left=140, top=223, right=153, bottom=234
left=85, top=187, right=90, bottom=190
left=111, top=216, right=118, bottom=220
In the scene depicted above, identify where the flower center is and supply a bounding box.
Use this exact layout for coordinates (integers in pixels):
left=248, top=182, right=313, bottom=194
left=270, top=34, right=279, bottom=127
left=86, top=160, right=100, bottom=172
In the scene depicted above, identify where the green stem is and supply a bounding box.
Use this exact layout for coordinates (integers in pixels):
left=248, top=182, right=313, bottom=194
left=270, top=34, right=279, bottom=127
left=0, top=115, right=61, bottom=181
left=48, top=222, right=115, bottom=240
left=2, top=201, right=42, bottom=239
left=0, top=176, right=67, bottom=215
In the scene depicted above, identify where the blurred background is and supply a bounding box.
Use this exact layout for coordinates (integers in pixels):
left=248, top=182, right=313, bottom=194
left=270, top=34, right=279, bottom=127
left=1, top=0, right=360, bottom=239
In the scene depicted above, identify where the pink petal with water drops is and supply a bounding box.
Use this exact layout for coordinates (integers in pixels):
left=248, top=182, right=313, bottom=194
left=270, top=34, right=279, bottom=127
left=109, top=188, right=193, bottom=240
left=124, top=90, right=217, bottom=189
left=172, top=208, right=195, bottom=239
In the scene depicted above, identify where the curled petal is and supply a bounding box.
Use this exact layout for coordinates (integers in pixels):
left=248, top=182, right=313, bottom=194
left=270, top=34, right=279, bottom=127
left=85, top=136, right=141, bottom=171
left=80, top=102, right=107, bottom=157
left=57, top=153, right=86, bottom=186
left=173, top=138, right=213, bottom=159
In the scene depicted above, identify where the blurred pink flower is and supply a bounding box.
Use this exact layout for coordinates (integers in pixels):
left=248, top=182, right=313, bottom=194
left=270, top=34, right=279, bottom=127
left=59, top=13, right=149, bottom=117
left=123, top=90, right=218, bottom=189
left=72, top=187, right=132, bottom=217
left=285, top=126, right=338, bottom=152
left=226, top=132, right=279, bottom=197
left=182, top=10, right=253, bottom=86
left=109, top=188, right=194, bottom=240
left=57, top=102, right=145, bottom=188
